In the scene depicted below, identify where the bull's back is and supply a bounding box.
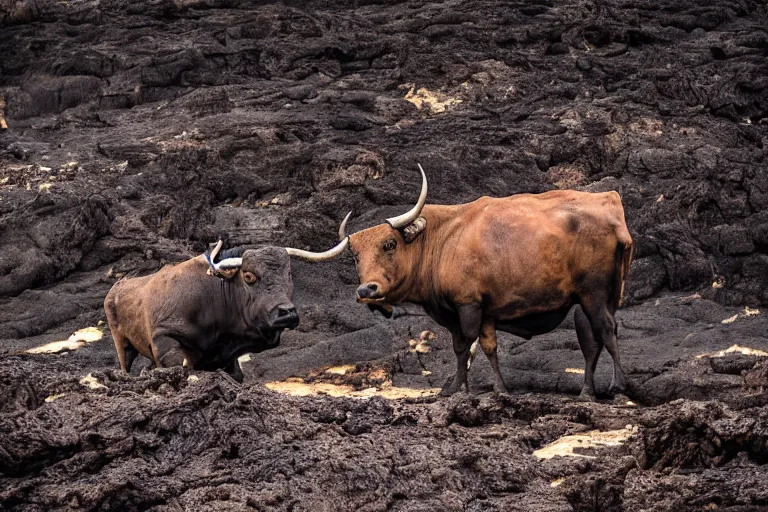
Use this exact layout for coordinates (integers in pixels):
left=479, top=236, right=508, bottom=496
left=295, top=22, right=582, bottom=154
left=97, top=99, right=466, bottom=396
left=445, top=191, right=630, bottom=311
left=467, top=190, right=629, bottom=249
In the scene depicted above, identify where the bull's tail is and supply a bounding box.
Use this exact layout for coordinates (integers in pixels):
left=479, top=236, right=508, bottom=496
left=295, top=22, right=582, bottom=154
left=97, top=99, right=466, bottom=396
left=612, top=237, right=634, bottom=311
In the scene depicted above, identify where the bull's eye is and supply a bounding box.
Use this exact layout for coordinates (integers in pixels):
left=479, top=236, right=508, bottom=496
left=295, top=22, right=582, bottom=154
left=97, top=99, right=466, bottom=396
left=242, top=271, right=258, bottom=284
left=383, top=239, right=396, bottom=252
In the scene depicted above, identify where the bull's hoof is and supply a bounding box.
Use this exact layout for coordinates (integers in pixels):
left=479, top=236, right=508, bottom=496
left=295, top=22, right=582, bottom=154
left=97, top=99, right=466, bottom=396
left=577, top=387, right=596, bottom=402
left=609, top=381, right=627, bottom=395
left=493, top=383, right=509, bottom=394
left=439, top=375, right=463, bottom=396
left=613, top=393, right=633, bottom=405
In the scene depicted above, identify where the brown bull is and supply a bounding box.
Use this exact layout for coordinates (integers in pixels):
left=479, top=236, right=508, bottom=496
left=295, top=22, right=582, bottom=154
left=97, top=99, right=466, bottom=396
left=104, top=239, right=347, bottom=381
left=337, top=165, right=634, bottom=398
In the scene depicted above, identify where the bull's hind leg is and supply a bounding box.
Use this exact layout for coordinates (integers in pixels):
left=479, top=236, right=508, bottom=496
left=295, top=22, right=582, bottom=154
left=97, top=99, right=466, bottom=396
left=479, top=322, right=508, bottom=394
left=602, top=312, right=627, bottom=394
left=581, top=301, right=627, bottom=395
left=124, top=345, right=139, bottom=373
left=112, top=332, right=129, bottom=373
left=574, top=306, right=602, bottom=399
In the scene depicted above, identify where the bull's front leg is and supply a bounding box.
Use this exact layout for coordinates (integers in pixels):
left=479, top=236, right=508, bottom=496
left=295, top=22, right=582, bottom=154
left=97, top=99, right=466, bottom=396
left=440, top=331, right=474, bottom=396
left=439, top=304, right=483, bottom=396
left=151, top=336, right=189, bottom=368
left=225, top=358, right=245, bottom=383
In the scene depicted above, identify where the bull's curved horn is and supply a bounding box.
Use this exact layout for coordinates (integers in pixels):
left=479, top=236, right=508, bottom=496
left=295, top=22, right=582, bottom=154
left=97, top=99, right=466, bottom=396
left=205, top=240, right=227, bottom=272
left=210, top=240, right=223, bottom=262
left=338, top=211, right=352, bottom=240
left=386, top=164, right=428, bottom=229
left=286, top=237, right=349, bottom=262
left=215, top=257, right=243, bottom=270
left=204, top=240, right=243, bottom=272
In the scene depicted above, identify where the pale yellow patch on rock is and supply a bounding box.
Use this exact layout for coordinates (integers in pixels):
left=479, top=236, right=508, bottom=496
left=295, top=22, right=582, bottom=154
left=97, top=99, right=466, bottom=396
left=565, top=368, right=585, bottom=374
left=550, top=478, right=565, bottom=488
left=72, top=327, right=103, bottom=343
left=408, top=336, right=433, bottom=354
left=187, top=375, right=200, bottom=382
left=45, top=394, right=66, bottom=403
left=265, top=379, right=439, bottom=400
left=721, top=307, right=760, bottom=324
left=237, top=354, right=252, bottom=364
left=533, top=426, right=636, bottom=460
left=404, top=86, right=462, bottom=114
left=420, top=330, right=437, bottom=341
left=368, top=368, right=388, bottom=382
left=26, top=327, right=104, bottom=354
left=696, top=344, right=768, bottom=359
left=27, top=339, right=83, bottom=354
left=325, top=365, right=355, bottom=375
left=79, top=374, right=107, bottom=390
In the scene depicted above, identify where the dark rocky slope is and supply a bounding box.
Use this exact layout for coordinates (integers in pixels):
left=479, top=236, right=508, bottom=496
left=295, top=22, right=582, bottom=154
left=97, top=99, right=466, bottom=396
left=1, top=0, right=768, bottom=510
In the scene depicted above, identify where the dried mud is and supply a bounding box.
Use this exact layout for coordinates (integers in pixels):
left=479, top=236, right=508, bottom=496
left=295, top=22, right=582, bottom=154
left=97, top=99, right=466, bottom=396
left=1, top=0, right=768, bottom=510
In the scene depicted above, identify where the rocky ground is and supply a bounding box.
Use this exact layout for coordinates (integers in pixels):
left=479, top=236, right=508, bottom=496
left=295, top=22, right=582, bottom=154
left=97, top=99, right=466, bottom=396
left=1, top=0, right=768, bottom=510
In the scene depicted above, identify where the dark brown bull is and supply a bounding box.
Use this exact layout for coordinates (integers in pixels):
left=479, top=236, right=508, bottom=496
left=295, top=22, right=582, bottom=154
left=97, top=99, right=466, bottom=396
left=104, top=239, right=348, bottom=381
left=337, top=165, right=634, bottom=398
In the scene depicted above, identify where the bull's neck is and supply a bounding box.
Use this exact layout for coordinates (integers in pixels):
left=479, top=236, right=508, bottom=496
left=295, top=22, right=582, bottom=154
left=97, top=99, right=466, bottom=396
left=194, top=257, right=248, bottom=333
left=399, top=204, right=465, bottom=305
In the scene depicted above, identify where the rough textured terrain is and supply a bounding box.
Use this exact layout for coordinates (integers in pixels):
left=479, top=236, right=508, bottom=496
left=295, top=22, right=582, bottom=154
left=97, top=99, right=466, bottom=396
left=1, top=0, right=767, bottom=510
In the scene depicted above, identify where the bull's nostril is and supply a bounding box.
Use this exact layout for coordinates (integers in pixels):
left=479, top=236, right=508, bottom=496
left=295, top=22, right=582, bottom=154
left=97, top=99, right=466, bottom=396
left=356, top=283, right=380, bottom=299
left=278, top=306, right=296, bottom=317
left=271, top=304, right=299, bottom=329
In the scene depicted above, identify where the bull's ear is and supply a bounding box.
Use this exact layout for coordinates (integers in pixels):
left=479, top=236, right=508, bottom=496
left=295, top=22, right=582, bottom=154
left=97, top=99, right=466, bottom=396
left=401, top=217, right=426, bottom=243
left=215, top=269, right=239, bottom=280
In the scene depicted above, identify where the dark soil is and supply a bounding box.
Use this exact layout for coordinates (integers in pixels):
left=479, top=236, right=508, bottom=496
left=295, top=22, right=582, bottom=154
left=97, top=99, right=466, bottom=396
left=1, top=0, right=768, bottom=510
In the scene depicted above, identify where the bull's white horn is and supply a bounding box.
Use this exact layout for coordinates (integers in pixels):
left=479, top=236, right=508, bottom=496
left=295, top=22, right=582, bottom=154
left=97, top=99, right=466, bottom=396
left=286, top=237, right=349, bottom=262
left=386, top=163, right=428, bottom=229
left=210, top=240, right=223, bottom=262
left=215, top=257, right=243, bottom=270
left=204, top=240, right=229, bottom=272
left=338, top=211, right=352, bottom=240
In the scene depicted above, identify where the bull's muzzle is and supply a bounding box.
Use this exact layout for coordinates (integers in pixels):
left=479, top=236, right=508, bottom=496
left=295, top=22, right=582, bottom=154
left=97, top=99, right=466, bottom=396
left=269, top=304, right=300, bottom=330
left=356, top=283, right=381, bottom=301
